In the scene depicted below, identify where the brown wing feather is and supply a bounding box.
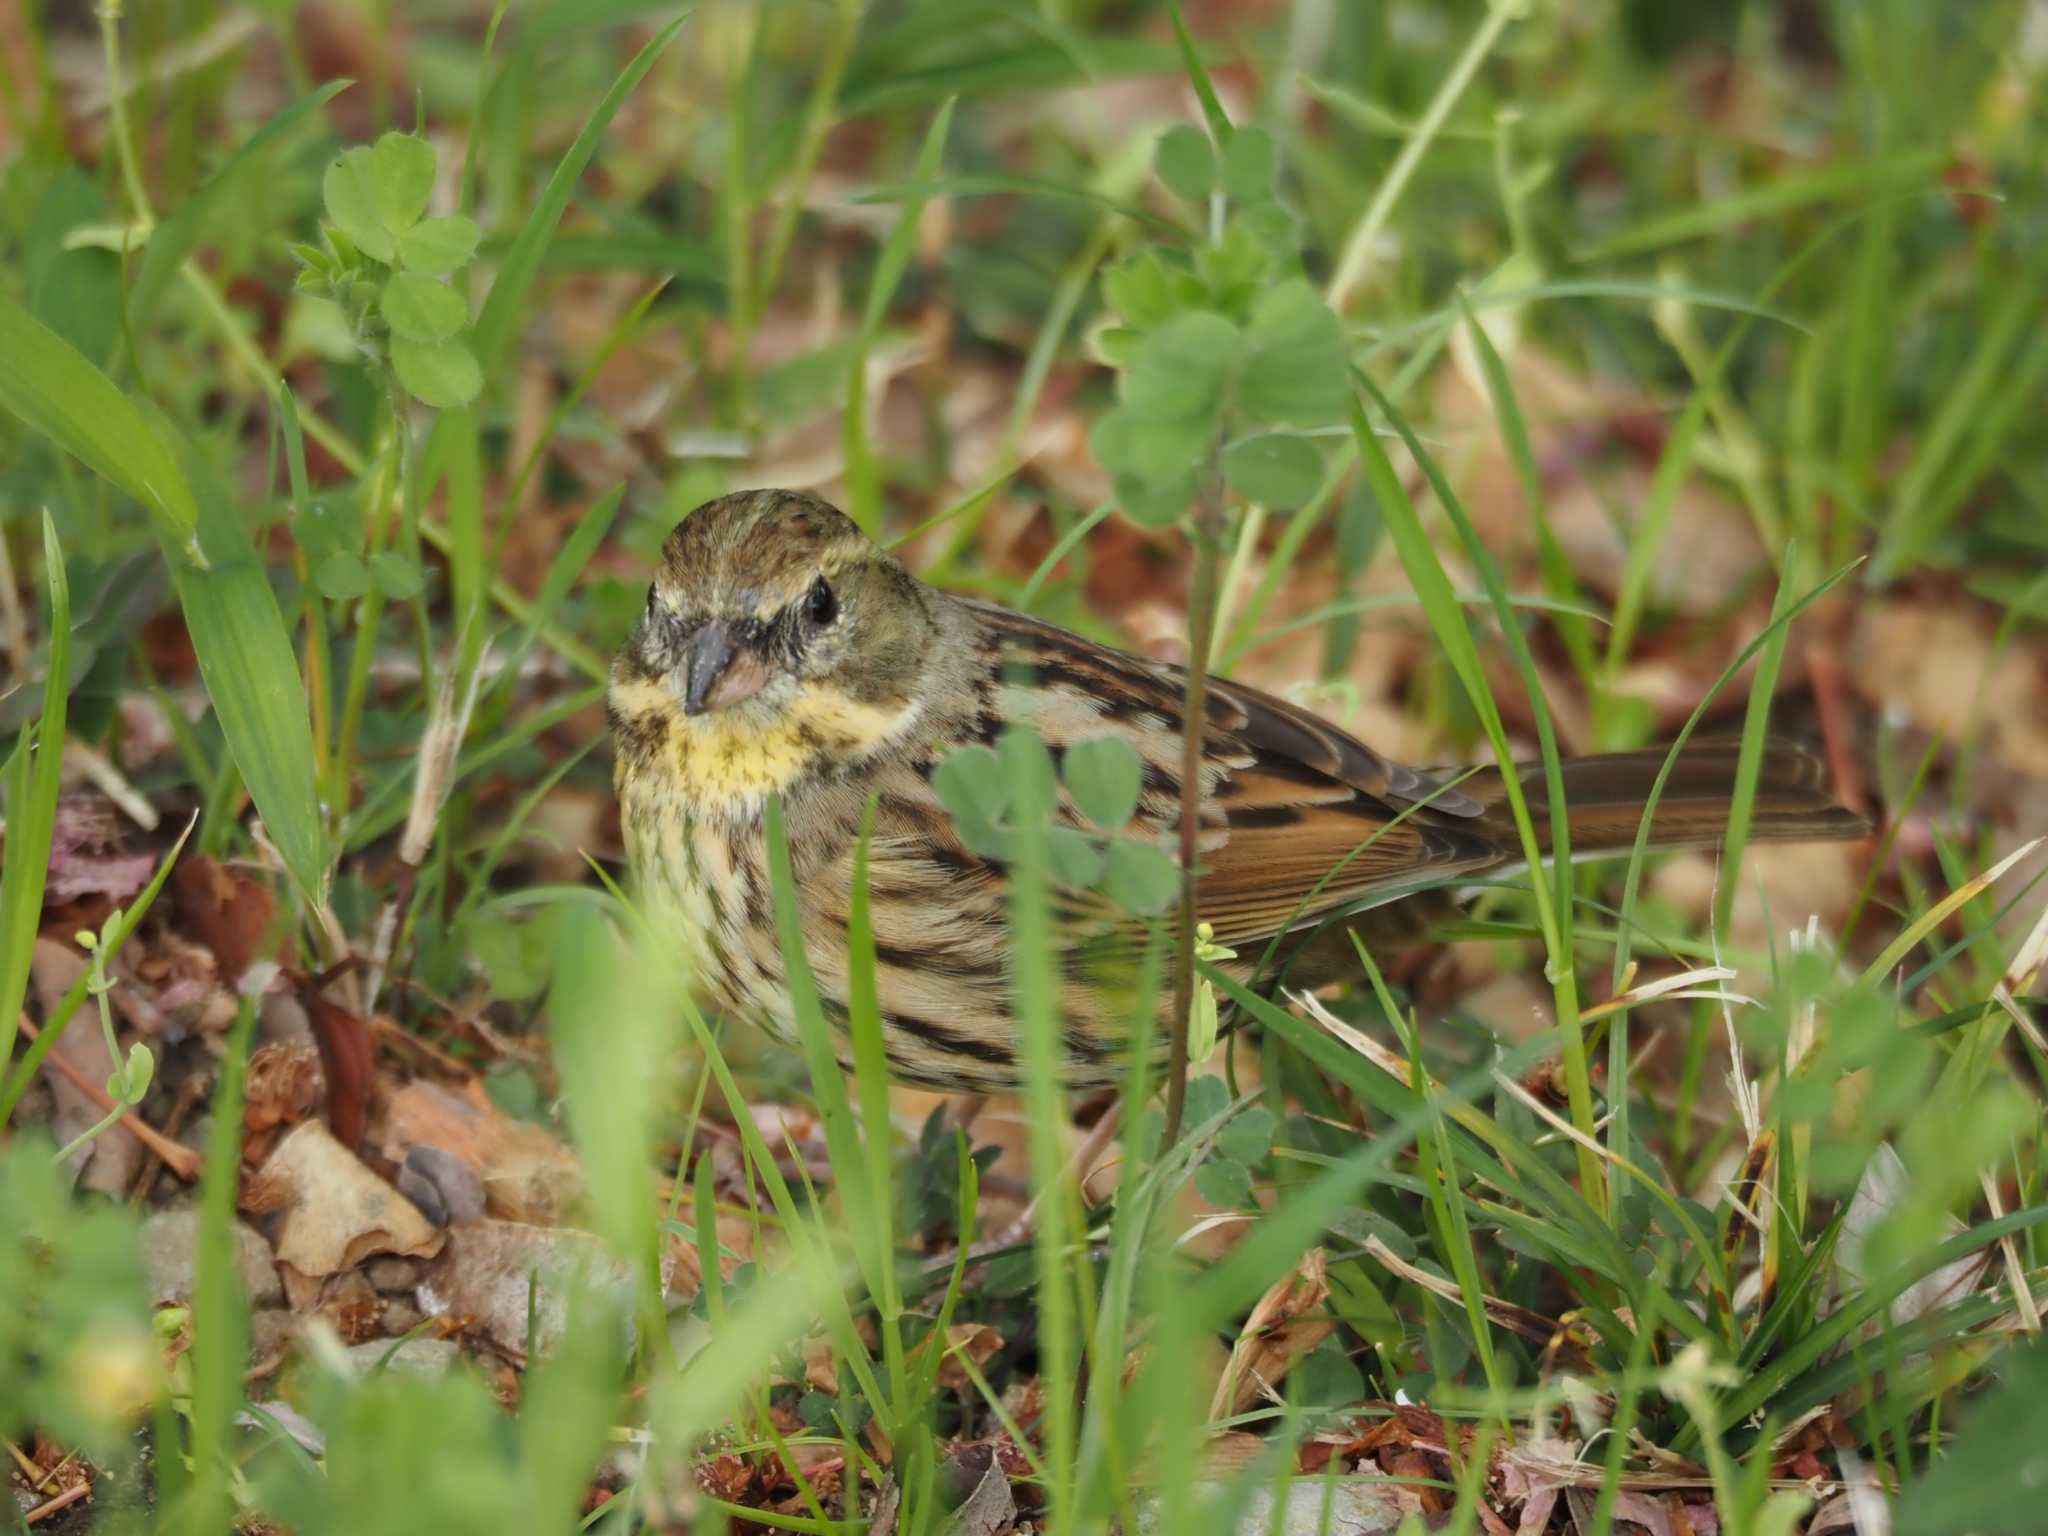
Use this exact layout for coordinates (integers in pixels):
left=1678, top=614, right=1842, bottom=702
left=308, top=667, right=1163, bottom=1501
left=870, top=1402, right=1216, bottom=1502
left=963, top=600, right=1505, bottom=948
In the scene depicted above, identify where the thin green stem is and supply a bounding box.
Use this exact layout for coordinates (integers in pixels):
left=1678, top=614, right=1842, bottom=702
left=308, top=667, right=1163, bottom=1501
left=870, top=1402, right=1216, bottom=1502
left=1164, top=469, right=1224, bottom=1148
left=1325, top=0, right=1521, bottom=312
left=96, top=0, right=157, bottom=227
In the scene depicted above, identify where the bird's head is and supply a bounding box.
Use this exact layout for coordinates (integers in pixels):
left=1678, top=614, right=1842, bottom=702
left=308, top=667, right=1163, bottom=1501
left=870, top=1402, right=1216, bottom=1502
left=609, top=490, right=938, bottom=804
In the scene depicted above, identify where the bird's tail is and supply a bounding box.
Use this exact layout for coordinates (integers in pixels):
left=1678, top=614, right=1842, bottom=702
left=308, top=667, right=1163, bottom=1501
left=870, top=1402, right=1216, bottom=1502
left=1455, top=740, right=1871, bottom=858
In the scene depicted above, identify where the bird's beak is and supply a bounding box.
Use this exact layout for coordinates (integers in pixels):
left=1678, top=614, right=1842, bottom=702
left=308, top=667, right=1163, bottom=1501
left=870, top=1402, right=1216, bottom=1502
left=682, top=620, right=771, bottom=715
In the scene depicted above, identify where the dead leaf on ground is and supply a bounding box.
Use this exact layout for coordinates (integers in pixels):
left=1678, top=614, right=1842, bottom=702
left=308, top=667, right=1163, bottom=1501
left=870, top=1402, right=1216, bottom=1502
left=945, top=1458, right=1015, bottom=1536
left=172, top=854, right=284, bottom=987
left=933, top=1322, right=1005, bottom=1393
left=47, top=796, right=156, bottom=903
left=1212, top=1248, right=1334, bottom=1418
left=252, top=1120, right=443, bottom=1310
left=304, top=992, right=374, bottom=1148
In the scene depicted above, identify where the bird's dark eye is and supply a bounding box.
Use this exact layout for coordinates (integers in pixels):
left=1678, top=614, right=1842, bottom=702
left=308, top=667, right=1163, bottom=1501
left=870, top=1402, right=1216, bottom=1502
left=805, top=576, right=837, bottom=626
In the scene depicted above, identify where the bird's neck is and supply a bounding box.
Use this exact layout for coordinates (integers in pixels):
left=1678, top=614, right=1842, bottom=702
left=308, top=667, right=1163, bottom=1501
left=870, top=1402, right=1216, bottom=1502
left=611, top=673, right=926, bottom=825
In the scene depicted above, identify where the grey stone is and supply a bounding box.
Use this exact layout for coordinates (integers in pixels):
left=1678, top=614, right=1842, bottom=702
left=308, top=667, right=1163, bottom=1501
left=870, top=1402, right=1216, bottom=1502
left=417, top=1219, right=636, bottom=1360
left=141, top=1208, right=284, bottom=1307
left=365, top=1255, right=423, bottom=1294
left=1137, top=1481, right=1408, bottom=1535
left=398, top=1144, right=486, bottom=1227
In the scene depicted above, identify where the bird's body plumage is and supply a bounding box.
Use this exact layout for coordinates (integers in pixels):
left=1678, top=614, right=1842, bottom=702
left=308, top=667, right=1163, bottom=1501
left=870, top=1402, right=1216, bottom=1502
left=609, top=490, right=1868, bottom=1090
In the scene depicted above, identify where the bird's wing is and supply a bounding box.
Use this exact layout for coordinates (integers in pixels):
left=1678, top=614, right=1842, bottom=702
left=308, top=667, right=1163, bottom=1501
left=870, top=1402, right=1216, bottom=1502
left=963, top=601, right=1505, bottom=948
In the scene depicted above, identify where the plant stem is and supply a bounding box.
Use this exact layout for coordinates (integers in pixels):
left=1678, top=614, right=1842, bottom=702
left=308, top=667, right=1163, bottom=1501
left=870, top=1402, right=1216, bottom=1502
left=96, top=0, right=157, bottom=228
left=1164, top=471, right=1224, bottom=1147
left=1325, top=0, right=1520, bottom=313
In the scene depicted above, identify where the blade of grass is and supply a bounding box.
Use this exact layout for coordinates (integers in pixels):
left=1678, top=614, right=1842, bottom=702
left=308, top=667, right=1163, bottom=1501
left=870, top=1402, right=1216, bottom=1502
left=762, top=797, right=897, bottom=1364
left=469, top=15, right=688, bottom=376
left=129, top=81, right=350, bottom=330
left=844, top=98, right=955, bottom=534
left=1606, top=558, right=1863, bottom=986
left=1347, top=376, right=1602, bottom=1214
left=1573, top=150, right=1943, bottom=262
left=175, top=485, right=329, bottom=911
left=547, top=903, right=674, bottom=1355
left=1326, top=0, right=1522, bottom=311
left=1004, top=731, right=1077, bottom=1526
left=0, top=518, right=70, bottom=1097
left=1870, top=265, right=2048, bottom=581
left=0, top=294, right=200, bottom=559
left=0, top=513, right=69, bottom=1081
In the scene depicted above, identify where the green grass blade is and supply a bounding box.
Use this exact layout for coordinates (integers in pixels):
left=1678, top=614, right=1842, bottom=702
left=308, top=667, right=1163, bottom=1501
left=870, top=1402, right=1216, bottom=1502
left=469, top=15, right=688, bottom=376
left=0, top=294, right=200, bottom=558
left=1573, top=150, right=1943, bottom=261
left=174, top=492, right=328, bottom=910
left=843, top=799, right=903, bottom=1326
left=130, top=81, right=350, bottom=330
left=1005, top=734, right=1077, bottom=1526
left=0, top=513, right=70, bottom=1083
left=845, top=97, right=955, bottom=534
left=1163, top=0, right=1232, bottom=140
left=1347, top=378, right=1603, bottom=1211
left=762, top=797, right=895, bottom=1342
left=547, top=901, right=674, bottom=1350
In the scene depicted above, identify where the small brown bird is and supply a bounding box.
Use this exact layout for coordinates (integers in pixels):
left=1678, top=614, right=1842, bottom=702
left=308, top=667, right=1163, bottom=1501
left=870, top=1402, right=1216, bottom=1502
left=609, top=489, right=1868, bottom=1091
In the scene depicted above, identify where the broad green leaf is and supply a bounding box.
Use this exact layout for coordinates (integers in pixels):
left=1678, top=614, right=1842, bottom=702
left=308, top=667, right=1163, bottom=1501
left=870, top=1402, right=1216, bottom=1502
left=1222, top=431, right=1323, bottom=509
left=1238, top=200, right=1300, bottom=266
left=174, top=509, right=327, bottom=909
left=1062, top=736, right=1142, bottom=829
left=397, top=214, right=480, bottom=274
left=1155, top=123, right=1214, bottom=201
left=389, top=336, right=482, bottom=408
left=0, top=295, right=200, bottom=557
left=1239, top=279, right=1348, bottom=426
left=380, top=272, right=468, bottom=342
left=24, top=168, right=119, bottom=363
left=1093, top=404, right=1213, bottom=493
left=1221, top=125, right=1279, bottom=201
left=1195, top=1156, right=1254, bottom=1210
left=1892, top=1338, right=2048, bottom=1534
left=1291, top=1336, right=1366, bottom=1407
left=1217, top=1105, right=1277, bottom=1165
left=997, top=728, right=1060, bottom=821
left=1112, top=471, right=1195, bottom=528
left=1102, top=251, right=1200, bottom=329
left=369, top=552, right=425, bottom=601
left=322, top=146, right=396, bottom=262
left=1193, top=220, right=1273, bottom=312
left=932, top=744, right=1006, bottom=845
left=1045, top=826, right=1108, bottom=890
left=314, top=551, right=370, bottom=600
left=1103, top=839, right=1180, bottom=915
left=369, top=131, right=436, bottom=234
left=1123, top=308, right=1238, bottom=424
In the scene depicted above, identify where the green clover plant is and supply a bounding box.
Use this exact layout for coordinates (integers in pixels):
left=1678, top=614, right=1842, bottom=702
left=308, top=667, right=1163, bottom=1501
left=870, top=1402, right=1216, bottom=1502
left=931, top=730, right=1180, bottom=916
left=296, top=131, right=483, bottom=410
